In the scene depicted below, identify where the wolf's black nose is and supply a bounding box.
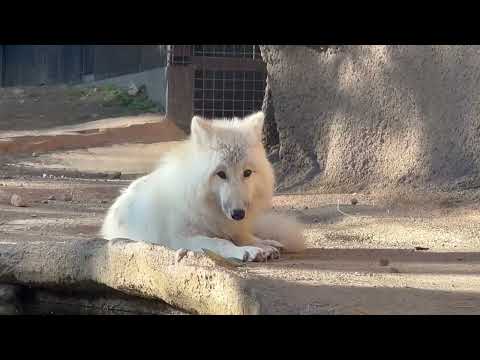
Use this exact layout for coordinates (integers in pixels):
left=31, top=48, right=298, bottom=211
left=231, top=209, right=245, bottom=221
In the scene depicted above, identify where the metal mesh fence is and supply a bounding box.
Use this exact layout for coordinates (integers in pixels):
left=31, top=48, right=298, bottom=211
left=192, top=45, right=261, bottom=59
left=193, top=69, right=266, bottom=118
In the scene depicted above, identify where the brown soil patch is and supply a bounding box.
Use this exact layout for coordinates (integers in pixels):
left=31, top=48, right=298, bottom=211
left=1, top=173, right=479, bottom=314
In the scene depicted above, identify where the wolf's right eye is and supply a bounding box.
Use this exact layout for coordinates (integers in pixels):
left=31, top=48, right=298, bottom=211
left=216, top=171, right=227, bottom=179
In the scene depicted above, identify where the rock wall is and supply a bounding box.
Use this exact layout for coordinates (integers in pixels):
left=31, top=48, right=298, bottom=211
left=261, top=76, right=279, bottom=150
left=260, top=45, right=480, bottom=192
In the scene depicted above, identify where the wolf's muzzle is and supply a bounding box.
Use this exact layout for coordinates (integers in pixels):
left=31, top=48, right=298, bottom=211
left=231, top=209, right=245, bottom=221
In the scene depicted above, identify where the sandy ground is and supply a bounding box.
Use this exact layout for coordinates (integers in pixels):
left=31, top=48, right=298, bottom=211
left=1, top=85, right=480, bottom=314
left=15, top=142, right=181, bottom=174
left=1, top=169, right=479, bottom=314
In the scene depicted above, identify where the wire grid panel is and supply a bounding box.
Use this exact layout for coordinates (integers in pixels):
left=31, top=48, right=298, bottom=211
left=168, top=45, right=192, bottom=65
left=192, top=45, right=262, bottom=59
left=193, top=69, right=266, bottom=119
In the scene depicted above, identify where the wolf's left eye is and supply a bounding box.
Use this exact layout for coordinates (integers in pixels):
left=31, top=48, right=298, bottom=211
left=243, top=169, right=252, bottom=178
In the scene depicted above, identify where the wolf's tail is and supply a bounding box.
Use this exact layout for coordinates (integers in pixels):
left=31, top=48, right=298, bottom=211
left=253, top=212, right=306, bottom=253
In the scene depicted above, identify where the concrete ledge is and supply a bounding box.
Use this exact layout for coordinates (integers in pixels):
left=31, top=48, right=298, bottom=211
left=0, top=238, right=261, bottom=315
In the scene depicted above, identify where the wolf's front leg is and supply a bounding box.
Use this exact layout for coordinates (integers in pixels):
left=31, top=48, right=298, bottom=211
left=232, top=233, right=283, bottom=259
left=181, top=235, right=278, bottom=262
left=253, top=237, right=285, bottom=250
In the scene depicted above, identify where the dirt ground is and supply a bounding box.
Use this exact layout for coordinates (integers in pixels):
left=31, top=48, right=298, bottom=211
left=1, top=85, right=480, bottom=314
left=0, top=85, right=160, bottom=131
left=1, top=165, right=479, bottom=314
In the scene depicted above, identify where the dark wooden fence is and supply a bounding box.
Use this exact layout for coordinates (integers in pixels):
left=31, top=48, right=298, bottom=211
left=0, top=45, right=167, bottom=87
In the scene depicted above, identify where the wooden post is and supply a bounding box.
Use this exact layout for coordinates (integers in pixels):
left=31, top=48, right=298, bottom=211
left=166, top=64, right=194, bottom=133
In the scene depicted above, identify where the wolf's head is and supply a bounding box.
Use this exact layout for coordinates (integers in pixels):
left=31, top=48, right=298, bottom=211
left=190, top=111, right=275, bottom=222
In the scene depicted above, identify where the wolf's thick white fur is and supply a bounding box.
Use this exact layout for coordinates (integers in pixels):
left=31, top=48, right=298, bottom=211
left=101, top=112, right=305, bottom=262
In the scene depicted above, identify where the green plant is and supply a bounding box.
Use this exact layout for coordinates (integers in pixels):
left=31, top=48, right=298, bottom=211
left=100, top=85, right=158, bottom=112
left=68, top=84, right=159, bottom=113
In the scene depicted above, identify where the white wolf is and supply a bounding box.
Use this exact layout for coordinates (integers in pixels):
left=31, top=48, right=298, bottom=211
left=101, top=111, right=305, bottom=262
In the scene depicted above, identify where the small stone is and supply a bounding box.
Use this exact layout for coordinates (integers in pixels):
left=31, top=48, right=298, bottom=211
left=32, top=152, right=38, bottom=157
left=101, top=199, right=108, bottom=204
left=48, top=195, right=56, bottom=201
left=351, top=198, right=358, bottom=205
left=379, top=258, right=389, bottom=266
left=127, top=83, right=139, bottom=96
left=175, top=248, right=188, bottom=263
left=10, top=194, right=26, bottom=207
left=389, top=267, right=400, bottom=273
left=31, top=214, right=37, bottom=218
left=42, top=173, right=47, bottom=178
left=42, top=200, right=49, bottom=204
left=63, top=194, right=73, bottom=201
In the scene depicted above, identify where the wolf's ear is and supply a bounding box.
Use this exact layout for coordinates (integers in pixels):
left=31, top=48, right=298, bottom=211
left=243, top=111, right=265, bottom=141
left=191, top=115, right=212, bottom=145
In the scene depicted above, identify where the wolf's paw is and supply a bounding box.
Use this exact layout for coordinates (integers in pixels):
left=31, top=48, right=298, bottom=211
left=238, top=245, right=280, bottom=262
left=255, top=238, right=285, bottom=250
